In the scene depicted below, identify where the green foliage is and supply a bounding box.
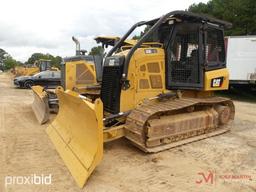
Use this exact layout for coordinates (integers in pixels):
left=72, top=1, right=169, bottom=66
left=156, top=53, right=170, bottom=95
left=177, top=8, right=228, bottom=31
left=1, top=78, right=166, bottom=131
left=26, top=53, right=62, bottom=68
left=3, top=57, right=18, bottom=70
left=0, top=48, right=20, bottom=70
left=132, top=34, right=142, bottom=40
left=89, top=46, right=104, bottom=56
left=132, top=25, right=151, bottom=40
left=188, top=0, right=256, bottom=35
left=50, top=56, right=62, bottom=68
left=0, top=48, right=8, bottom=60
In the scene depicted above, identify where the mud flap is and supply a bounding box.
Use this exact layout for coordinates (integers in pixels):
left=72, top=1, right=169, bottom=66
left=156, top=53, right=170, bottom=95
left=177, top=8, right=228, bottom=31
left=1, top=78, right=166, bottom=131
left=46, top=89, right=103, bottom=188
left=31, top=86, right=50, bottom=124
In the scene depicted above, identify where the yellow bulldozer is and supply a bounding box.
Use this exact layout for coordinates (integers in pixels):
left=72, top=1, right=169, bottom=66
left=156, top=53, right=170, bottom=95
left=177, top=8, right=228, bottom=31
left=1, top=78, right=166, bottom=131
left=46, top=11, right=235, bottom=188
left=13, top=59, right=58, bottom=77
left=13, top=65, right=38, bottom=77
left=32, top=36, right=137, bottom=124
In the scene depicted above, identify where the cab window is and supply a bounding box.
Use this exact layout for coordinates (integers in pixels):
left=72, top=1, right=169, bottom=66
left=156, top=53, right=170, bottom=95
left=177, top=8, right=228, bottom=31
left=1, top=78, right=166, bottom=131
left=205, top=27, right=226, bottom=69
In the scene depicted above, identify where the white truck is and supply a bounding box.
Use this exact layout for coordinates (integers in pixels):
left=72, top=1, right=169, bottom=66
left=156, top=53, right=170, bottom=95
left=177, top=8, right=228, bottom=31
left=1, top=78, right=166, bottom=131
left=226, top=36, right=256, bottom=89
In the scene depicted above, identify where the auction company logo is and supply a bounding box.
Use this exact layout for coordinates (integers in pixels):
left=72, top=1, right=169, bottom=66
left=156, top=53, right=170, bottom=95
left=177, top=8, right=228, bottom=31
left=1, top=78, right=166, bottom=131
left=5, top=174, right=52, bottom=186
left=196, top=171, right=215, bottom=184
left=195, top=171, right=252, bottom=185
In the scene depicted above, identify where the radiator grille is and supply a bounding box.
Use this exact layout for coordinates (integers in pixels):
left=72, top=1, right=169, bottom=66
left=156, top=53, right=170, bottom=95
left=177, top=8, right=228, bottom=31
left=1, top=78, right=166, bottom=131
left=147, top=62, right=160, bottom=73
left=75, top=64, right=95, bottom=84
left=101, top=65, right=123, bottom=114
left=139, top=79, right=150, bottom=89
left=150, top=75, right=163, bottom=88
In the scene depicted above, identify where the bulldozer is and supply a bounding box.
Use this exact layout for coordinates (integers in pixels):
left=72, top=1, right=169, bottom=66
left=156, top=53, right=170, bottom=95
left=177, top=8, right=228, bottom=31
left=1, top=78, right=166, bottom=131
left=14, top=59, right=58, bottom=77
left=32, top=36, right=102, bottom=124
left=13, top=65, right=38, bottom=77
left=32, top=36, right=136, bottom=124
left=46, top=11, right=235, bottom=188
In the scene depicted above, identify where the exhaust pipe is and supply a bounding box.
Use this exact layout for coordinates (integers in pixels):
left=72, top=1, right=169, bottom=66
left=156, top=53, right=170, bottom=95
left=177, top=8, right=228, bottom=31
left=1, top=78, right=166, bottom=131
left=72, top=36, right=80, bottom=56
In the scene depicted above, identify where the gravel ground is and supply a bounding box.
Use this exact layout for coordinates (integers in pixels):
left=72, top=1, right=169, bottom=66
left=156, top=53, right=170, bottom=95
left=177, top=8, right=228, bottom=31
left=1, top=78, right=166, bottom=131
left=1, top=72, right=255, bottom=192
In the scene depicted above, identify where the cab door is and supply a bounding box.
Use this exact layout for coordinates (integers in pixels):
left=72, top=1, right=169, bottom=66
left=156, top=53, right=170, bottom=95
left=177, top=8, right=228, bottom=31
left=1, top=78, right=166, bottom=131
left=166, top=23, right=203, bottom=90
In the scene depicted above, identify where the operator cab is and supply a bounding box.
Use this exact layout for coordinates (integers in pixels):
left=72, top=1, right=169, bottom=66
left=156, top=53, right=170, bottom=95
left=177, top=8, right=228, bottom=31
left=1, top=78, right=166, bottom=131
left=38, top=59, right=52, bottom=72
left=141, top=17, right=228, bottom=89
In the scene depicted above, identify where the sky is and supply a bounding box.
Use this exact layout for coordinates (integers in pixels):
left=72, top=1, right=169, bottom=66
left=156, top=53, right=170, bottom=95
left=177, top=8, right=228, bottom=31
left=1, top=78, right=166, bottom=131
left=0, top=0, right=208, bottom=62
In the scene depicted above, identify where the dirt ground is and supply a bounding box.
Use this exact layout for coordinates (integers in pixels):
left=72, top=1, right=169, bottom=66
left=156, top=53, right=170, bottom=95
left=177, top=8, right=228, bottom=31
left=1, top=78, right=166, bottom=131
left=0, top=72, right=255, bottom=192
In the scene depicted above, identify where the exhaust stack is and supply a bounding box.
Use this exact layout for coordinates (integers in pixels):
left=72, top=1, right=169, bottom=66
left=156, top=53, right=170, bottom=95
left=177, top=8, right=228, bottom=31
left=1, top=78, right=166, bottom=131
left=72, top=36, right=81, bottom=56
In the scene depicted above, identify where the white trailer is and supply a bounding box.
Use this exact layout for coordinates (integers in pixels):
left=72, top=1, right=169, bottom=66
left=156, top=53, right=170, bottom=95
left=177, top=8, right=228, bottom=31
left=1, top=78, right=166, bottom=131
left=226, top=36, right=256, bottom=87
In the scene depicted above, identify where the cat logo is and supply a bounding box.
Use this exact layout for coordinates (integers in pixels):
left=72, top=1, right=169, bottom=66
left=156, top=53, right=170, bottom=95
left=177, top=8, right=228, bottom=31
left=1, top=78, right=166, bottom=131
left=211, top=77, right=224, bottom=88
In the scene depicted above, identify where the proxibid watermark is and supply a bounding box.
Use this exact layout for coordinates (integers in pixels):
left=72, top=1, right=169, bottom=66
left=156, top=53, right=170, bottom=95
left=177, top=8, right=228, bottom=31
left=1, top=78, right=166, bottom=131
left=5, top=174, right=52, bottom=186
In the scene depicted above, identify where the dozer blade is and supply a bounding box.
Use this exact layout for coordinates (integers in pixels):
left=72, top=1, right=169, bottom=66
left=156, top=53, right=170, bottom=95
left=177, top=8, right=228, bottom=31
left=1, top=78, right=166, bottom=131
left=46, top=89, right=103, bottom=188
left=31, top=86, right=50, bottom=124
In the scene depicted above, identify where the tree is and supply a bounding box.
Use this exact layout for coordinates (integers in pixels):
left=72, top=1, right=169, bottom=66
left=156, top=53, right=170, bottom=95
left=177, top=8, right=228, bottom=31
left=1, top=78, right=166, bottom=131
left=132, top=25, right=151, bottom=40
left=0, top=48, right=20, bottom=70
left=188, top=0, right=256, bottom=35
left=26, top=53, right=62, bottom=69
left=89, top=46, right=104, bottom=56
left=0, top=48, right=8, bottom=60
left=3, top=57, right=17, bottom=70
left=27, top=53, right=46, bottom=64
left=0, top=49, right=8, bottom=67
left=51, top=56, right=62, bottom=68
